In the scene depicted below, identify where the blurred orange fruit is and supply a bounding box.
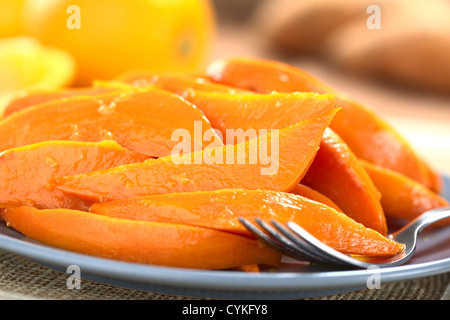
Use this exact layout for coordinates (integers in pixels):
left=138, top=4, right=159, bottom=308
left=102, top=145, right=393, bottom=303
left=22, top=0, right=216, bottom=85
left=0, top=36, right=75, bottom=116
left=0, top=0, right=26, bottom=38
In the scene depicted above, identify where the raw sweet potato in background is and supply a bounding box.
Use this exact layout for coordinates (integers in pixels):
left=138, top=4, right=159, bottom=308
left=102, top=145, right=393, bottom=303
left=251, top=0, right=450, bottom=94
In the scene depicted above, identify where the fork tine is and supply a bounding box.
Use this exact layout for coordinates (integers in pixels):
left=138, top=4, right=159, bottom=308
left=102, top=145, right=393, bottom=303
left=241, top=217, right=334, bottom=265
left=238, top=217, right=301, bottom=259
left=241, top=216, right=406, bottom=269
left=253, top=218, right=331, bottom=265
left=253, top=218, right=310, bottom=261
left=239, top=217, right=368, bottom=268
left=268, top=220, right=337, bottom=265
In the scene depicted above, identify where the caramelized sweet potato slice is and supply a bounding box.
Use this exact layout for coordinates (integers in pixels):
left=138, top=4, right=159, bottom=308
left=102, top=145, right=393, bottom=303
left=184, top=90, right=336, bottom=139
left=301, top=128, right=387, bottom=235
left=1, top=206, right=281, bottom=269
left=3, top=86, right=117, bottom=117
left=53, top=109, right=338, bottom=202
left=0, top=140, right=148, bottom=210
left=114, top=71, right=249, bottom=96
left=206, top=57, right=440, bottom=192
left=89, top=189, right=405, bottom=257
left=361, top=160, right=449, bottom=223
left=0, top=87, right=221, bottom=157
left=182, top=90, right=386, bottom=234
left=290, top=184, right=342, bottom=212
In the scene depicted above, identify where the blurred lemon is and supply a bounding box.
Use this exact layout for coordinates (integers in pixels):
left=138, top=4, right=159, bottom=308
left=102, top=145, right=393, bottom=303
left=22, top=0, right=216, bottom=85
left=0, top=36, right=76, bottom=116
left=0, top=0, right=26, bottom=38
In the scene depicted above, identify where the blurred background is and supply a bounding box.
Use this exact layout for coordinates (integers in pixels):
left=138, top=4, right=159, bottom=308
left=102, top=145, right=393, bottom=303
left=0, top=0, right=449, bottom=175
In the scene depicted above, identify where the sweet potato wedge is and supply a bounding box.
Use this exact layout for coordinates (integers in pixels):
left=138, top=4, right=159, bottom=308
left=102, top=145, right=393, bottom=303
left=3, top=86, right=117, bottom=117
left=0, top=140, right=148, bottom=210
left=290, top=184, right=342, bottom=212
left=114, top=71, right=249, bottom=96
left=361, top=160, right=449, bottom=223
left=1, top=206, right=281, bottom=269
left=301, top=128, right=387, bottom=235
left=183, top=90, right=336, bottom=139
left=89, top=189, right=405, bottom=257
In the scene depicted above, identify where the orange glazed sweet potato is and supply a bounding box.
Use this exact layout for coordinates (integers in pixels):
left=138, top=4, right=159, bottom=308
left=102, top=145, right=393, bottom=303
left=361, top=160, right=449, bottom=223
left=1, top=206, right=281, bottom=269
left=115, top=71, right=250, bottom=96
left=0, top=55, right=442, bottom=272
left=3, top=86, right=117, bottom=117
left=0, top=87, right=221, bottom=157
left=290, top=184, right=342, bottom=212
left=53, top=109, right=339, bottom=202
left=301, top=128, right=386, bottom=235
left=183, top=90, right=336, bottom=139
left=0, top=140, right=148, bottom=210
left=89, top=189, right=405, bottom=257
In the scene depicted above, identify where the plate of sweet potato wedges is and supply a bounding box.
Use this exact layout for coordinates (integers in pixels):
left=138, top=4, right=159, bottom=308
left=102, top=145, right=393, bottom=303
left=0, top=57, right=448, bottom=299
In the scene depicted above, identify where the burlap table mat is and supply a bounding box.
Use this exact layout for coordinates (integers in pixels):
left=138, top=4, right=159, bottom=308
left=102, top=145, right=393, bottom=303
left=1, top=250, right=449, bottom=300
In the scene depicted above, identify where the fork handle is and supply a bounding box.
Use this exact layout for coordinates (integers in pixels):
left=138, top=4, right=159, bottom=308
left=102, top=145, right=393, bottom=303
left=390, top=207, right=450, bottom=244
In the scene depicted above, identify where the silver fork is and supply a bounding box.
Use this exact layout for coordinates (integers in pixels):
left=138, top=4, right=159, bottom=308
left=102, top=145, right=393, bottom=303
left=239, top=207, right=450, bottom=269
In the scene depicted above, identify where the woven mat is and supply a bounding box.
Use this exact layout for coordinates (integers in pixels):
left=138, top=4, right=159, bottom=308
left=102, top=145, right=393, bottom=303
left=1, top=250, right=449, bottom=300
